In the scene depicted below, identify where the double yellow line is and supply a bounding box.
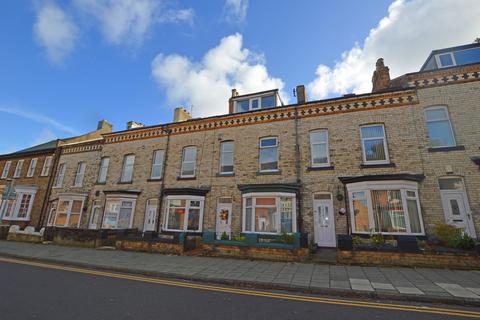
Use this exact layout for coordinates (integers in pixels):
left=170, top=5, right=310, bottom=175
left=1, top=256, right=479, bottom=318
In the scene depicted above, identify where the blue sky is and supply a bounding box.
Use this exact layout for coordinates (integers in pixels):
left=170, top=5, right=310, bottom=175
left=0, top=0, right=479, bottom=154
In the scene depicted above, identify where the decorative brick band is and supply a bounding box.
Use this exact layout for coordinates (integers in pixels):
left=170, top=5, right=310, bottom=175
left=104, top=90, right=418, bottom=144
left=406, top=64, right=480, bottom=89
left=62, top=143, right=103, bottom=155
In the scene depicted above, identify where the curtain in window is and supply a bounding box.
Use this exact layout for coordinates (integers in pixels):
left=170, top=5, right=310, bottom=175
left=371, top=190, right=406, bottom=233
left=407, top=198, right=421, bottom=233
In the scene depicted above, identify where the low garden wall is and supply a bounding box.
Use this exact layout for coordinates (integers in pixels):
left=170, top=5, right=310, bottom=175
left=338, top=250, right=480, bottom=269
left=115, top=231, right=185, bottom=255
left=51, top=228, right=138, bottom=248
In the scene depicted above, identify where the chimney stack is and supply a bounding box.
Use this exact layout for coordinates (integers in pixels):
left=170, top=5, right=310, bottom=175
left=296, top=85, right=308, bottom=104
left=228, top=88, right=239, bottom=114
left=97, top=119, right=112, bottom=131
left=173, top=107, right=192, bottom=122
left=372, top=58, right=391, bottom=92
left=127, top=121, right=145, bottom=130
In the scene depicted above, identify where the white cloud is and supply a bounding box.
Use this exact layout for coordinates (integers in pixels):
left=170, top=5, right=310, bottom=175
left=307, top=0, right=480, bottom=99
left=151, top=33, right=286, bottom=117
left=223, top=0, right=248, bottom=24
left=74, top=0, right=194, bottom=46
left=0, top=105, right=78, bottom=135
left=33, top=2, right=78, bottom=63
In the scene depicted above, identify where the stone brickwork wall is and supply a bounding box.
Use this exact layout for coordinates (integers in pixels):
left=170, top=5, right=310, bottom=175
left=201, top=244, right=310, bottom=262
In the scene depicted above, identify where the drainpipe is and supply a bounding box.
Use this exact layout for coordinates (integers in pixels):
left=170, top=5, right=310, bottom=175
left=343, top=183, right=350, bottom=235
left=293, top=105, right=303, bottom=234
left=37, top=142, right=61, bottom=228
left=155, top=127, right=171, bottom=233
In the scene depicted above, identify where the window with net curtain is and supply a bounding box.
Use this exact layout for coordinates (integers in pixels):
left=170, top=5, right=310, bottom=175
left=243, top=195, right=294, bottom=234
left=350, top=183, right=423, bottom=234
left=360, top=124, right=389, bottom=164
left=425, top=106, right=456, bottom=148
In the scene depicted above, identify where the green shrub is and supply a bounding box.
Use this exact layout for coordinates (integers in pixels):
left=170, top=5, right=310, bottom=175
left=352, top=235, right=362, bottom=245
left=220, top=232, right=229, bottom=240
left=279, top=233, right=295, bottom=244
left=453, top=232, right=475, bottom=250
left=369, top=230, right=385, bottom=246
left=417, top=240, right=429, bottom=250
left=233, top=235, right=246, bottom=242
left=434, top=222, right=461, bottom=247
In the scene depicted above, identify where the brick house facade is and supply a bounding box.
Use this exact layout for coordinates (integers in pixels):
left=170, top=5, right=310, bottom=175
left=23, top=43, right=480, bottom=246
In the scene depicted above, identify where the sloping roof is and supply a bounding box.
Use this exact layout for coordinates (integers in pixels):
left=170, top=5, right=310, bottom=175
left=0, top=139, right=57, bottom=158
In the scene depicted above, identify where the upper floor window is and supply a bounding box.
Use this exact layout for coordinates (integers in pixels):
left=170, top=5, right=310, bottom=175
left=235, top=94, right=276, bottom=112
left=97, top=157, right=110, bottom=183
left=120, top=154, right=135, bottom=183
left=40, top=156, right=53, bottom=176
left=435, top=47, right=480, bottom=68
left=181, top=146, right=197, bottom=178
left=1, top=161, right=11, bottom=179
left=74, top=162, right=86, bottom=187
left=27, top=158, right=38, bottom=177
left=360, top=124, right=389, bottom=164
left=310, top=130, right=330, bottom=167
left=219, top=141, right=234, bottom=174
left=54, top=163, right=66, bottom=188
left=151, top=150, right=165, bottom=179
left=259, top=137, right=278, bottom=172
left=13, top=160, right=24, bottom=178
left=425, top=106, right=456, bottom=148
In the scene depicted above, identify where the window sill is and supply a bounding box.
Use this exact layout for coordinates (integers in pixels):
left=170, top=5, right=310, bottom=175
left=147, top=178, right=162, bottom=182
left=360, top=163, right=396, bottom=169
left=95, top=182, right=107, bottom=185
left=256, top=170, right=281, bottom=176
left=162, top=228, right=202, bottom=233
left=428, top=145, right=465, bottom=152
left=307, top=165, right=335, bottom=171
left=177, top=176, right=196, bottom=181
left=117, top=181, right=133, bottom=185
left=2, top=217, right=30, bottom=222
left=216, top=172, right=235, bottom=177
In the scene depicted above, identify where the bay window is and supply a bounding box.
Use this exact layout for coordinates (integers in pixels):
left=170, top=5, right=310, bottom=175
left=259, top=137, right=278, bottom=172
left=102, top=198, right=136, bottom=229
left=0, top=186, right=37, bottom=221
left=163, top=196, right=204, bottom=232
left=360, top=124, right=389, bottom=164
left=54, top=196, right=85, bottom=228
left=347, top=181, right=424, bottom=235
left=242, top=193, right=296, bottom=234
left=425, top=106, right=456, bottom=148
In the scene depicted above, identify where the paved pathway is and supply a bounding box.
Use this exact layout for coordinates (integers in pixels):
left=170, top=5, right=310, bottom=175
left=1, top=240, right=480, bottom=304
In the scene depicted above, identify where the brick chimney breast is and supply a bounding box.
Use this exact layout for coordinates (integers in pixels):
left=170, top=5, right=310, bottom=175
left=372, top=58, right=391, bottom=92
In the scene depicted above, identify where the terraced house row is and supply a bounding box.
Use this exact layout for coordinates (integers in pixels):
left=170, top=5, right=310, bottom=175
left=1, top=42, right=480, bottom=249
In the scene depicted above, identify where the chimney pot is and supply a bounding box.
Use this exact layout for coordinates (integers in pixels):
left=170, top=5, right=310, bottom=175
left=372, top=58, right=391, bottom=92
left=295, top=85, right=308, bottom=104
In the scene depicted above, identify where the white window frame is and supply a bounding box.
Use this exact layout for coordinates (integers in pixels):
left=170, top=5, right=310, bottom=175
left=53, top=163, right=66, bottom=188
left=435, top=52, right=456, bottom=68
left=163, top=195, right=204, bottom=232
left=1, top=161, right=11, bottom=179
left=310, top=130, right=330, bottom=167
left=347, top=180, right=425, bottom=235
left=27, top=158, right=38, bottom=177
left=234, top=94, right=277, bottom=112
left=41, top=156, right=53, bottom=176
left=13, top=160, right=24, bottom=178
left=150, top=150, right=165, bottom=179
left=73, top=162, right=86, bottom=187
left=424, top=106, right=456, bottom=148
left=102, top=196, right=137, bottom=229
left=97, top=157, right=110, bottom=183
left=180, top=146, right=197, bottom=178
left=120, top=154, right=135, bottom=183
left=88, top=200, right=102, bottom=229
left=241, top=192, right=297, bottom=235
left=360, top=124, right=389, bottom=165
left=259, top=137, right=279, bottom=172
left=0, top=186, right=37, bottom=221
left=53, top=195, right=86, bottom=228
left=46, top=201, right=58, bottom=226
left=219, top=141, right=234, bottom=174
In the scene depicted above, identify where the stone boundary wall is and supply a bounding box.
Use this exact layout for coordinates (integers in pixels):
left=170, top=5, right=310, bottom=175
left=200, top=244, right=310, bottom=262
left=338, top=250, right=480, bottom=269
left=116, top=239, right=184, bottom=255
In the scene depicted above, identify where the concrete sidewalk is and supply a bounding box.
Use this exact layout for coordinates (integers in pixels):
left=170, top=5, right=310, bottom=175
left=1, top=240, right=480, bottom=305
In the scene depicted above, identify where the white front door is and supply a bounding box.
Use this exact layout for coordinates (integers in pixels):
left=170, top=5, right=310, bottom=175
left=441, top=191, right=475, bottom=238
left=313, top=196, right=336, bottom=247
left=88, top=204, right=101, bottom=229
left=216, top=200, right=232, bottom=239
left=143, top=204, right=157, bottom=232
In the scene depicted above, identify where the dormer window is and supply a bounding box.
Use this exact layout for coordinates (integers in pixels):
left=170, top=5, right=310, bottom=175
left=233, top=90, right=278, bottom=113
left=434, top=47, right=480, bottom=69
